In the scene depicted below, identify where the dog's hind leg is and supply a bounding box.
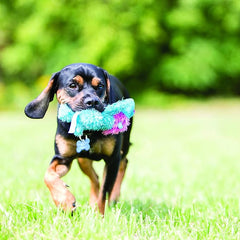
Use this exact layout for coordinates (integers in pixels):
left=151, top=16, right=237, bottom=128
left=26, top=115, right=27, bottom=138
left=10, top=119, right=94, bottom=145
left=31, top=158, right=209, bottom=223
left=44, top=159, right=76, bottom=212
left=97, top=154, right=121, bottom=215
left=109, top=157, right=128, bottom=204
left=77, top=158, right=100, bottom=207
left=109, top=125, right=131, bottom=204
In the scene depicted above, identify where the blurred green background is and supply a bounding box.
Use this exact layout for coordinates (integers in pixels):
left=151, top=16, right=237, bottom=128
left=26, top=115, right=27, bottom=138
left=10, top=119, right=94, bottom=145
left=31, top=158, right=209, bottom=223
left=1, top=0, right=240, bottom=109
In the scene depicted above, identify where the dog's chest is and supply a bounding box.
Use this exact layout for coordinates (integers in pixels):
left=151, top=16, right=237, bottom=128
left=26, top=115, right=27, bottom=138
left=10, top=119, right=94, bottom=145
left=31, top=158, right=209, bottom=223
left=90, top=137, right=116, bottom=156
left=55, top=134, right=116, bottom=159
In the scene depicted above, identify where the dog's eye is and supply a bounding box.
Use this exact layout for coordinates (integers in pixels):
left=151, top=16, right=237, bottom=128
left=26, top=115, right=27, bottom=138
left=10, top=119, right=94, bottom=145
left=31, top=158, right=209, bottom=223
left=69, top=83, right=77, bottom=89
left=97, top=83, right=104, bottom=90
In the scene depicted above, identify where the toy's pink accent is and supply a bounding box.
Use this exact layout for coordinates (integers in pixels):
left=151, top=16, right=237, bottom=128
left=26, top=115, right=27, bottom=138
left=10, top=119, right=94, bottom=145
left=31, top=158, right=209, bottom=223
left=102, top=112, right=130, bottom=135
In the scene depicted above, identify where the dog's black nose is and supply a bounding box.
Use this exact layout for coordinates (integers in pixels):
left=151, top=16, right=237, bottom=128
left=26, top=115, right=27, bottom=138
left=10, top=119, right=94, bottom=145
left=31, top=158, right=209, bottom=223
left=84, top=97, right=100, bottom=108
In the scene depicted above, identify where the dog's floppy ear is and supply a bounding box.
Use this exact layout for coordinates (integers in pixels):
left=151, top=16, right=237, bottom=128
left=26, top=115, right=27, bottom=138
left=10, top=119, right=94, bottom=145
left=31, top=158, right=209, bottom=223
left=24, top=72, right=60, bottom=119
left=103, top=70, right=111, bottom=103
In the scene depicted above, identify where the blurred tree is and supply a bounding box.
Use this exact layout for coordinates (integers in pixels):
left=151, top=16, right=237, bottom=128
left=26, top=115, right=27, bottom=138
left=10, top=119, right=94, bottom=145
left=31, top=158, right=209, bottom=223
left=0, top=0, right=240, bottom=95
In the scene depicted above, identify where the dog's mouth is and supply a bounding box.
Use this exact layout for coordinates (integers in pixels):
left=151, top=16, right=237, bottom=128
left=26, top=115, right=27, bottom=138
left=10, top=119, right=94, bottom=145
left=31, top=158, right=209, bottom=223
left=67, top=101, right=106, bottom=113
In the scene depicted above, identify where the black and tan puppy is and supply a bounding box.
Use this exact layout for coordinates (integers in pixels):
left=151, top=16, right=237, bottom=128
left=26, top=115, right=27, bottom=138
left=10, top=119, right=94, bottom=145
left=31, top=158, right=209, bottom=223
left=25, top=63, right=133, bottom=215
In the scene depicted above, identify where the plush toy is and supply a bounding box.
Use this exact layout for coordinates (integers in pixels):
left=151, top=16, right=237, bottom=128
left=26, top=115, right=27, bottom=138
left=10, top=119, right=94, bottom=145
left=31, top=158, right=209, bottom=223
left=58, top=98, right=135, bottom=152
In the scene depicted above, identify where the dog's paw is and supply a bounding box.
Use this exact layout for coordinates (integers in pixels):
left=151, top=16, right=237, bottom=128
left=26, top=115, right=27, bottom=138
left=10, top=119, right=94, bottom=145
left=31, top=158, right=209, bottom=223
left=52, top=188, right=76, bottom=213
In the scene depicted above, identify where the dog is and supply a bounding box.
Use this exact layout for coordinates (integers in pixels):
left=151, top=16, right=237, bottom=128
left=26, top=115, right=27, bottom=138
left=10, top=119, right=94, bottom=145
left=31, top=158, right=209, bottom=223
left=24, top=63, right=133, bottom=215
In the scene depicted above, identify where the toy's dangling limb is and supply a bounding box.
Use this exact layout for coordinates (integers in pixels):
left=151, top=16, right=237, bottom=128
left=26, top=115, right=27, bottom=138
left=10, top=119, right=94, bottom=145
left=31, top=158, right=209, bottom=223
left=69, top=112, right=81, bottom=134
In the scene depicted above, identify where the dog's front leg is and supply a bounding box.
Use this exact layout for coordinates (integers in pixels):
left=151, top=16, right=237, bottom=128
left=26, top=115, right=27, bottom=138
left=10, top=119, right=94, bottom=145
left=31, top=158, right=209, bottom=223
left=44, top=159, right=76, bottom=212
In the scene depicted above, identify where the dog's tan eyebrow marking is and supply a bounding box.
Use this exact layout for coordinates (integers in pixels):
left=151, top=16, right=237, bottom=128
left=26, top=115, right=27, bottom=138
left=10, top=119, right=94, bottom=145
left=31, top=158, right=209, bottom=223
left=73, top=75, right=84, bottom=85
left=91, top=77, right=101, bottom=87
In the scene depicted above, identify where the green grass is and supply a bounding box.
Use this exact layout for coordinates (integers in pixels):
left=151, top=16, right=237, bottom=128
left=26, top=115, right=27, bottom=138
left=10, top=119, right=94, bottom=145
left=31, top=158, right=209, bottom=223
left=1, top=99, right=240, bottom=239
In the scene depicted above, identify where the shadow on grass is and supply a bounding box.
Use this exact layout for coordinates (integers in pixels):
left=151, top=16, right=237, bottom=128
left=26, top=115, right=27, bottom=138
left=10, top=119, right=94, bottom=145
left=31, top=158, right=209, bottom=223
left=110, top=199, right=170, bottom=220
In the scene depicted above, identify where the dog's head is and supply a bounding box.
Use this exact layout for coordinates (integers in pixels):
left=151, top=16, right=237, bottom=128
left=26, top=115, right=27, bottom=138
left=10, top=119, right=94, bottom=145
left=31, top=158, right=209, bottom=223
left=25, top=63, right=111, bottom=119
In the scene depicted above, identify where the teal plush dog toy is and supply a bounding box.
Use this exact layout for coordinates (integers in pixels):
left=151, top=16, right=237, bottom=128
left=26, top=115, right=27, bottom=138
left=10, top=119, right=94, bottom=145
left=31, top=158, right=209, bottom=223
left=58, top=98, right=135, bottom=139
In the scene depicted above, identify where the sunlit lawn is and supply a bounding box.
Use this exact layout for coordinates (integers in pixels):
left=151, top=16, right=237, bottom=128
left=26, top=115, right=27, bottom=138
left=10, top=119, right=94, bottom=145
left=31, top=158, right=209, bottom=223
left=1, top=99, right=240, bottom=239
